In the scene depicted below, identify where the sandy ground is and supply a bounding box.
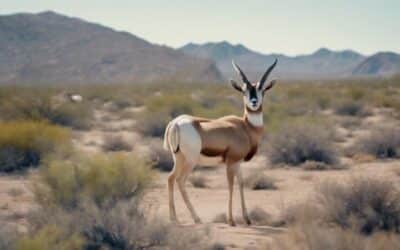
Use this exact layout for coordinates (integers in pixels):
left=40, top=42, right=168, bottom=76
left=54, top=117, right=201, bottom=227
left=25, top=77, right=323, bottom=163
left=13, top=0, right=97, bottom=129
left=0, top=105, right=399, bottom=249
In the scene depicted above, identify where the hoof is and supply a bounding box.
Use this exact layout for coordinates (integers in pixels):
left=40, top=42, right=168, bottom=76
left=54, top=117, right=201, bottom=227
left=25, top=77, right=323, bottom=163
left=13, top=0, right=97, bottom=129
left=245, top=218, right=252, bottom=226
left=194, top=217, right=202, bottom=224
left=228, top=220, right=236, bottom=227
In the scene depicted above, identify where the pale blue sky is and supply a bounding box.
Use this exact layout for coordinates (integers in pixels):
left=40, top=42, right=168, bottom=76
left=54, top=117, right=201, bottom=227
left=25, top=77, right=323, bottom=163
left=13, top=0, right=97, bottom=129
left=1, top=0, right=399, bottom=56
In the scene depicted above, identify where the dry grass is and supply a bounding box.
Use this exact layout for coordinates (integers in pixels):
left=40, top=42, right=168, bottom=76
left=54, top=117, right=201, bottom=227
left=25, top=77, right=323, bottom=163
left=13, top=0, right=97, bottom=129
left=267, top=123, right=338, bottom=167
left=101, top=135, right=132, bottom=152
left=244, top=171, right=278, bottom=190
left=354, top=125, right=400, bottom=159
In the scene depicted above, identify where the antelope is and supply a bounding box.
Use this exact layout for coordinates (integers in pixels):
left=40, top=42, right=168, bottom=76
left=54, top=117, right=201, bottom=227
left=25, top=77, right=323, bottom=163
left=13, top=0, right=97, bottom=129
left=163, top=59, right=277, bottom=226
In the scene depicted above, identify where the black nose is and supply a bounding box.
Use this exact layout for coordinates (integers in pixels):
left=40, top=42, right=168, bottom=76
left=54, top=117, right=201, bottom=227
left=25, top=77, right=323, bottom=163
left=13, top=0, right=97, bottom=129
left=251, top=100, right=257, bottom=105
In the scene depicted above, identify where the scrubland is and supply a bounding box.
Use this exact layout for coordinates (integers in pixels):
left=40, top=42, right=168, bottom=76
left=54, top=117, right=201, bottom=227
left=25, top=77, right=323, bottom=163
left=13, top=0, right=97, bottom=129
left=0, top=75, right=399, bottom=249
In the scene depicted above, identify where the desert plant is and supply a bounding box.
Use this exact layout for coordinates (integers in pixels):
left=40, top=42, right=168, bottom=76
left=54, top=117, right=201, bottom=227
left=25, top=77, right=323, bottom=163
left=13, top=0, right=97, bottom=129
left=33, top=153, right=153, bottom=209
left=102, top=135, right=132, bottom=152
left=0, top=92, right=92, bottom=129
left=335, top=101, right=371, bottom=117
left=0, top=226, right=17, bottom=250
left=355, top=125, right=400, bottom=159
left=267, top=123, right=338, bottom=166
left=147, top=140, right=174, bottom=172
left=244, top=172, right=277, bottom=190
left=189, top=174, right=209, bottom=188
left=317, top=178, right=400, bottom=234
left=0, top=121, right=71, bottom=172
left=272, top=223, right=400, bottom=250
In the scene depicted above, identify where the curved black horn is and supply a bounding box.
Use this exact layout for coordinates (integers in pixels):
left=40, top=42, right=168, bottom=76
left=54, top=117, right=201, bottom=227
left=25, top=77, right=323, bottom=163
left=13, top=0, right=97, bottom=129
left=232, top=60, right=250, bottom=85
left=259, top=58, right=278, bottom=89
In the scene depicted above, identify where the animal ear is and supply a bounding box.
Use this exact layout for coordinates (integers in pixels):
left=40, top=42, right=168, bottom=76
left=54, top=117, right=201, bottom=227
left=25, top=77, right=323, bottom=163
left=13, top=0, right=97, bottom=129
left=262, top=79, right=277, bottom=93
left=230, top=79, right=244, bottom=93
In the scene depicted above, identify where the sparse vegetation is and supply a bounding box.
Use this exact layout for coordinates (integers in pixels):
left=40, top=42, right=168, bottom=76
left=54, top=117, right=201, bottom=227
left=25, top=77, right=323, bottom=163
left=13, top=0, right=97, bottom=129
left=33, top=153, right=153, bottom=209
left=0, top=89, right=92, bottom=129
left=267, top=123, right=338, bottom=166
left=355, top=125, right=400, bottom=159
left=148, top=139, right=174, bottom=172
left=335, top=101, right=371, bottom=117
left=101, top=135, right=132, bottom=152
left=0, top=121, right=71, bottom=172
left=244, top=171, right=277, bottom=190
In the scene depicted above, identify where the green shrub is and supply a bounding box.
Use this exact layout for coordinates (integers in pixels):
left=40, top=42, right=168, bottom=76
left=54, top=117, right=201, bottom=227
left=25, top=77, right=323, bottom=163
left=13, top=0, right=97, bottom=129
left=267, top=123, right=338, bottom=166
left=0, top=91, right=92, bottom=129
left=0, top=121, right=71, bottom=172
left=33, top=153, right=153, bottom=209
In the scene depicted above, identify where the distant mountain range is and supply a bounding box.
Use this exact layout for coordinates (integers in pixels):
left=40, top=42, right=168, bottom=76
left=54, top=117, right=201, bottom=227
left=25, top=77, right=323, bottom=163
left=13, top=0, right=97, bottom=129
left=0, top=11, right=222, bottom=84
left=0, top=11, right=399, bottom=84
left=180, top=42, right=400, bottom=79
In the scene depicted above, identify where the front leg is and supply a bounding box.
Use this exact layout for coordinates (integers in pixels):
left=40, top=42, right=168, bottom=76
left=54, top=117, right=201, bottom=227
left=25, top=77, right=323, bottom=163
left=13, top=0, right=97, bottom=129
left=226, top=164, right=237, bottom=226
left=236, top=166, right=251, bottom=225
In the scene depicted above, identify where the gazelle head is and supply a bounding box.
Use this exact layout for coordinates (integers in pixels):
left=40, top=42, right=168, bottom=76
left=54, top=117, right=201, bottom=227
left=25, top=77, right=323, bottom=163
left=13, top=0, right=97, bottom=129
left=230, top=59, right=277, bottom=111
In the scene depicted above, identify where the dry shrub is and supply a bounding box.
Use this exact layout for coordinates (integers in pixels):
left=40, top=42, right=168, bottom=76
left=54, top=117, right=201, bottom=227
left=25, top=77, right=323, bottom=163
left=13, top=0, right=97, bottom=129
left=0, top=121, right=71, bottom=172
left=272, top=178, right=400, bottom=250
left=24, top=200, right=209, bottom=250
left=189, top=174, right=209, bottom=188
left=317, top=178, right=400, bottom=234
left=355, top=125, right=400, bottom=159
left=135, top=112, right=169, bottom=138
left=301, top=160, right=348, bottom=171
left=33, top=153, right=153, bottom=209
left=335, top=101, right=371, bottom=117
left=101, top=135, right=132, bottom=152
left=272, top=223, right=400, bottom=250
left=244, top=172, right=277, bottom=190
left=267, top=123, right=338, bottom=167
left=247, top=207, right=281, bottom=226
left=148, top=140, right=174, bottom=172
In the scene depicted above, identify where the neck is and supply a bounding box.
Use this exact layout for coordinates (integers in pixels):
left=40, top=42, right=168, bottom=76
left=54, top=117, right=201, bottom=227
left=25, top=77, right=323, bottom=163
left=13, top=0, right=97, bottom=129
left=244, top=107, right=263, bottom=128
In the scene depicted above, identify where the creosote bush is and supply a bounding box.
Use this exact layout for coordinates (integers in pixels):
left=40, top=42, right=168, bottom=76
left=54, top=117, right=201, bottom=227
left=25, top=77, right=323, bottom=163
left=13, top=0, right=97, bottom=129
left=355, top=125, right=400, bottom=159
left=33, top=153, right=153, bottom=209
left=267, top=123, right=338, bottom=166
left=0, top=121, right=71, bottom=172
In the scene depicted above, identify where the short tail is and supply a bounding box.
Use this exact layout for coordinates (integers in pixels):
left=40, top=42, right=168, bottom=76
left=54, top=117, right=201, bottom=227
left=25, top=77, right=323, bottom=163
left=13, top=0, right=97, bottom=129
left=163, top=121, right=180, bottom=153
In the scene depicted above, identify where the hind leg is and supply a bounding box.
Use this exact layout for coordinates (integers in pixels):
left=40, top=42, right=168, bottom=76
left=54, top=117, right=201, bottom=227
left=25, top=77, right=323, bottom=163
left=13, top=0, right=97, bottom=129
left=168, top=154, right=182, bottom=223
left=176, top=159, right=201, bottom=224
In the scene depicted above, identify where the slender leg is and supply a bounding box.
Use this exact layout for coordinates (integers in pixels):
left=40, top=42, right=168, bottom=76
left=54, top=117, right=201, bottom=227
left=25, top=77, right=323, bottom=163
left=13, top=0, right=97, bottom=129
left=226, top=164, right=237, bottom=226
left=177, top=162, right=202, bottom=224
left=168, top=155, right=179, bottom=223
left=236, top=166, right=251, bottom=225
left=168, top=170, right=178, bottom=222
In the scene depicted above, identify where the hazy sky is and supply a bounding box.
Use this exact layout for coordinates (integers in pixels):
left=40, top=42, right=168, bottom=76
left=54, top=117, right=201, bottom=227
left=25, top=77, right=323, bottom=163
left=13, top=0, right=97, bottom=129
left=1, top=0, right=399, bottom=56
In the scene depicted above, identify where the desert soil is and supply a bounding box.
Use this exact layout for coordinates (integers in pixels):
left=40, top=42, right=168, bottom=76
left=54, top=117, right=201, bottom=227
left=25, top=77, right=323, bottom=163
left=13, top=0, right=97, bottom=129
left=0, top=105, right=399, bottom=249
